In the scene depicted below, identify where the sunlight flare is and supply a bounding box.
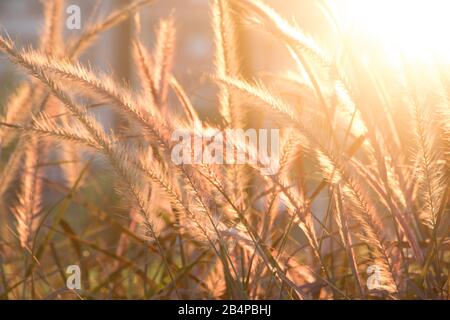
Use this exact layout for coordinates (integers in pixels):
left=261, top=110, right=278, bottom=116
left=339, top=0, right=450, bottom=63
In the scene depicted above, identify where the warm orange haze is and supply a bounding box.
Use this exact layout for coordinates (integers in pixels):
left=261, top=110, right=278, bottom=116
left=0, top=0, right=448, bottom=300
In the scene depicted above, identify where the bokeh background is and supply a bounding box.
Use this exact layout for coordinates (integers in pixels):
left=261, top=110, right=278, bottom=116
left=0, top=0, right=332, bottom=117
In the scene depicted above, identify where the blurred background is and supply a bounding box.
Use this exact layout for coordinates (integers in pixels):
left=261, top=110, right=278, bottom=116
left=0, top=0, right=331, bottom=119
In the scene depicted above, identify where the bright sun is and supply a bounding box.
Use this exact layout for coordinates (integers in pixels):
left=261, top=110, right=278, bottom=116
left=339, top=0, right=450, bottom=63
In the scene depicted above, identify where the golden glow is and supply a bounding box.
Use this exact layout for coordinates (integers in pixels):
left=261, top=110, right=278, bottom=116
left=339, top=0, right=450, bottom=63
